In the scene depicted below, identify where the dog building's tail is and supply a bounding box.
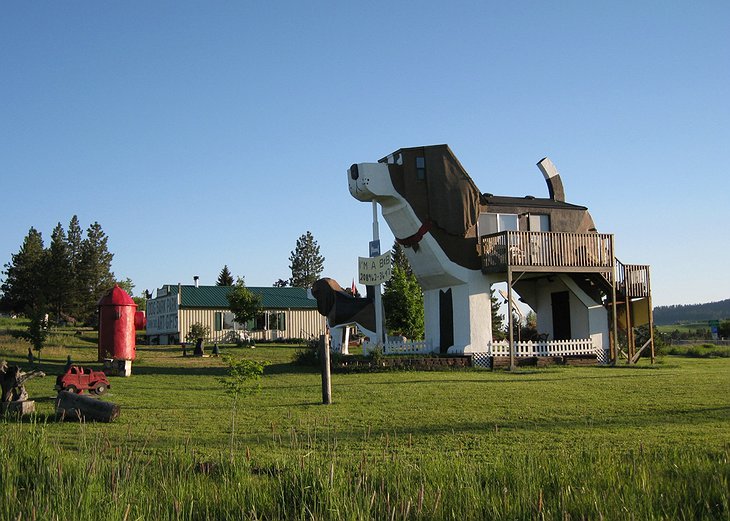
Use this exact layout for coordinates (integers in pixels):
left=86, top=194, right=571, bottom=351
left=536, top=157, right=566, bottom=202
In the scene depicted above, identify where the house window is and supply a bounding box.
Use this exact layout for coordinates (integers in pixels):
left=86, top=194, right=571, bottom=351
left=416, top=156, right=426, bottom=180
left=528, top=214, right=550, bottom=232
left=222, top=312, right=235, bottom=330
left=214, top=312, right=222, bottom=331
left=478, top=213, right=519, bottom=235
left=215, top=311, right=239, bottom=331
left=270, top=312, right=286, bottom=331
left=250, top=311, right=287, bottom=331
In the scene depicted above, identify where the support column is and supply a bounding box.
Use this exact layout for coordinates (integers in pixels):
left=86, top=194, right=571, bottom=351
left=625, top=292, right=633, bottom=365
left=647, top=267, right=655, bottom=364
left=611, top=264, right=619, bottom=365
left=507, top=268, right=515, bottom=371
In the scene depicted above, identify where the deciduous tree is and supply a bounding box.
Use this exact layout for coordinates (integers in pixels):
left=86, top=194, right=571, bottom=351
left=226, top=278, right=262, bottom=327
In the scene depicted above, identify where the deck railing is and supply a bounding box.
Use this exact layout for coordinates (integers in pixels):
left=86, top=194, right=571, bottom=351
left=481, top=231, right=614, bottom=272
left=615, top=260, right=651, bottom=298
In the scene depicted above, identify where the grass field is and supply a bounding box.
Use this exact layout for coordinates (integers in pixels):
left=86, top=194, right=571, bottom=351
left=1, top=319, right=729, bottom=520
left=656, top=322, right=711, bottom=334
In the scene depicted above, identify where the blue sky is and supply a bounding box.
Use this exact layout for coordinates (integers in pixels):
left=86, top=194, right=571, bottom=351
left=1, top=1, right=728, bottom=307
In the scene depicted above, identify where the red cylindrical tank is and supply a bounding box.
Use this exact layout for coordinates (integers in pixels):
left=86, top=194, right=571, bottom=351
left=134, top=311, right=147, bottom=331
left=98, top=285, right=137, bottom=361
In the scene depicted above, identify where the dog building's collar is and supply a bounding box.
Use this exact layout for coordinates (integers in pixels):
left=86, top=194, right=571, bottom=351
left=396, top=220, right=432, bottom=248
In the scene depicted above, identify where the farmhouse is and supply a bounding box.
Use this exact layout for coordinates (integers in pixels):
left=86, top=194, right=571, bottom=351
left=146, top=284, right=326, bottom=345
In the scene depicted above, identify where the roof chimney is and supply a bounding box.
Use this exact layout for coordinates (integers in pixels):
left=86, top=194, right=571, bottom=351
left=193, top=276, right=199, bottom=288
left=536, top=157, right=566, bottom=202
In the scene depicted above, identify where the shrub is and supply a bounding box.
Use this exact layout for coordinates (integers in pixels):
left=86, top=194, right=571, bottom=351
left=186, top=322, right=210, bottom=343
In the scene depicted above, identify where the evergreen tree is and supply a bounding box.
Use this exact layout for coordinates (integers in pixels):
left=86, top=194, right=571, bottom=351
left=67, top=215, right=83, bottom=270
left=392, top=242, right=412, bottom=276
left=66, top=215, right=84, bottom=319
left=272, top=278, right=289, bottom=288
left=217, top=265, right=234, bottom=286
left=76, top=222, right=115, bottom=323
left=1, top=227, right=47, bottom=314
left=288, top=231, right=325, bottom=288
left=490, top=289, right=506, bottom=340
left=46, top=223, right=73, bottom=322
left=382, top=242, right=424, bottom=339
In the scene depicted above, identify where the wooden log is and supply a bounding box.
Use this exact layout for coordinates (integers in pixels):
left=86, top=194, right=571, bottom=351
left=55, top=390, right=120, bottom=422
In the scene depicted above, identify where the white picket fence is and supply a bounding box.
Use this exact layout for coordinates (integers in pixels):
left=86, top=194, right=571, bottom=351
left=383, top=340, right=431, bottom=355
left=489, top=338, right=595, bottom=357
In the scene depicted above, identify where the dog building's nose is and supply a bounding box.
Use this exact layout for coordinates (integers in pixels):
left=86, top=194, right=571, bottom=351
left=349, top=164, right=359, bottom=180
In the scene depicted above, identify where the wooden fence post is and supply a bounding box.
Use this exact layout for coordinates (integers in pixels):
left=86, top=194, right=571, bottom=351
left=320, top=334, right=332, bottom=405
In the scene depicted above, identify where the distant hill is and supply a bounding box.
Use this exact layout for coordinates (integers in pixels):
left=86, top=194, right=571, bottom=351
left=654, top=299, right=730, bottom=325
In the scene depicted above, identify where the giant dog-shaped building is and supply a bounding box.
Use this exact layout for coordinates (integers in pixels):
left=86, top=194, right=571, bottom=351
left=348, top=145, right=607, bottom=355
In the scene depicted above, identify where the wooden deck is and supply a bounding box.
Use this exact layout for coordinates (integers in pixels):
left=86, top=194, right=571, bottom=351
left=481, top=231, right=615, bottom=273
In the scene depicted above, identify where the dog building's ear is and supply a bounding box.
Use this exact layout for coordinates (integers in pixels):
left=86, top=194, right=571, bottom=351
left=311, top=278, right=337, bottom=317
left=424, top=145, right=481, bottom=237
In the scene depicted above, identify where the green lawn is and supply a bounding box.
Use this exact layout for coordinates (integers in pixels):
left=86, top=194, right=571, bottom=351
left=1, top=322, right=729, bottom=519
left=656, top=322, right=711, bottom=334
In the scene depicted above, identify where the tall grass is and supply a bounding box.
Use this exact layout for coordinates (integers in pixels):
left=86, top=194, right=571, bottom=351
left=1, top=331, right=729, bottom=519
left=1, top=420, right=727, bottom=520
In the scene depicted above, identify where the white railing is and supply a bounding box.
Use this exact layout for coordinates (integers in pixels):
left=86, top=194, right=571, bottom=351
left=383, top=340, right=431, bottom=355
left=489, top=338, right=596, bottom=357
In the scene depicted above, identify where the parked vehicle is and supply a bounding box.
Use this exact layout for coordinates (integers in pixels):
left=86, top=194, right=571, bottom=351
left=55, top=365, right=110, bottom=395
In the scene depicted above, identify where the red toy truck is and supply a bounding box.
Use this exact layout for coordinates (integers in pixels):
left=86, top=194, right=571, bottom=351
left=55, top=365, right=110, bottom=395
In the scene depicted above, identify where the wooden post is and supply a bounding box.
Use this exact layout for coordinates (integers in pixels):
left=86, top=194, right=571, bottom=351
left=625, top=292, right=633, bottom=364
left=320, top=334, right=332, bottom=405
left=507, top=268, right=515, bottom=371
left=647, top=267, right=655, bottom=364
left=610, top=256, right=619, bottom=366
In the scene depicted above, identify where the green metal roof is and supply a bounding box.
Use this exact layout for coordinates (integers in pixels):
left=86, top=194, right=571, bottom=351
left=177, top=285, right=316, bottom=310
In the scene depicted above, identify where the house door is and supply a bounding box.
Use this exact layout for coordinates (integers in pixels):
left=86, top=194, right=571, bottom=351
left=551, top=291, right=571, bottom=340
left=439, top=289, right=454, bottom=354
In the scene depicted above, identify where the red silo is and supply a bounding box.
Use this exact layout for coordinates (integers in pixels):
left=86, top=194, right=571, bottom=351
left=98, top=284, right=137, bottom=361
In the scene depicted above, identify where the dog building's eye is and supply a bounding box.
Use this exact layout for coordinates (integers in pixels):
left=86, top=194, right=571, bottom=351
left=349, top=164, right=359, bottom=180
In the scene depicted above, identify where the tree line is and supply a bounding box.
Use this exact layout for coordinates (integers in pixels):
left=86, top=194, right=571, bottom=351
left=1, top=216, right=117, bottom=326
left=653, top=299, right=730, bottom=325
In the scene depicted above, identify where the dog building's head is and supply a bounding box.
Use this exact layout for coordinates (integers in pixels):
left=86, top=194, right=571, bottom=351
left=349, top=144, right=483, bottom=270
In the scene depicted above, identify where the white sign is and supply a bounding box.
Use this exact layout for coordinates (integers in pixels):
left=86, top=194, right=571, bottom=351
left=146, top=294, right=179, bottom=334
left=358, top=253, right=392, bottom=285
